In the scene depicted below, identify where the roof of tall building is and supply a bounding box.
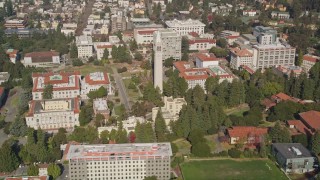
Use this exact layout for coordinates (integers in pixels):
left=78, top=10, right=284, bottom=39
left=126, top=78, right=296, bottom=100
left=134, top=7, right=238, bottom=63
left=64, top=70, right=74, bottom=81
left=272, top=143, right=313, bottom=159
left=24, top=51, right=59, bottom=63
left=5, top=176, right=48, bottom=180
left=227, top=126, right=268, bottom=138
left=303, top=55, right=319, bottom=63
left=299, top=111, right=320, bottom=130
left=165, top=19, right=205, bottom=27
left=66, top=143, right=172, bottom=160
left=84, top=72, right=110, bottom=85
left=230, top=48, right=253, bottom=57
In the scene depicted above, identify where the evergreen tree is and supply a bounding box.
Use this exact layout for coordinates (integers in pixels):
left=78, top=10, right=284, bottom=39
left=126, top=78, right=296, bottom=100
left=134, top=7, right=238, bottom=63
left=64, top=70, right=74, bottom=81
left=103, top=48, right=109, bottom=59
left=312, top=131, right=320, bottom=155
left=27, top=165, right=39, bottom=176
left=154, top=111, right=168, bottom=142
left=69, top=43, right=78, bottom=58
left=228, top=80, right=245, bottom=107
left=48, top=163, right=61, bottom=180
left=0, top=142, right=19, bottom=172
left=43, top=84, right=53, bottom=99
left=205, top=77, right=219, bottom=95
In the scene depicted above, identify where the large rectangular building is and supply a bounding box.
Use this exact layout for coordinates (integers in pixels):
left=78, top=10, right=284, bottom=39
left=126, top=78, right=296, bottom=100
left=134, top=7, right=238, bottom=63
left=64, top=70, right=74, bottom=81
left=65, top=143, right=172, bottom=180
left=165, top=19, right=205, bottom=36
left=32, top=71, right=81, bottom=100
left=76, top=35, right=93, bottom=58
left=23, top=51, right=60, bottom=67
left=26, top=98, right=80, bottom=132
left=253, top=43, right=295, bottom=69
left=81, top=72, right=113, bottom=95
left=153, top=29, right=181, bottom=61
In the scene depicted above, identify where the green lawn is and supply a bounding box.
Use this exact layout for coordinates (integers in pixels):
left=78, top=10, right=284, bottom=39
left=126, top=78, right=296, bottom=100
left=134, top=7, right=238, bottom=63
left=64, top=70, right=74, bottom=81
left=224, top=104, right=250, bottom=116
left=173, top=139, right=191, bottom=155
left=63, top=64, right=111, bottom=75
left=181, top=159, right=287, bottom=180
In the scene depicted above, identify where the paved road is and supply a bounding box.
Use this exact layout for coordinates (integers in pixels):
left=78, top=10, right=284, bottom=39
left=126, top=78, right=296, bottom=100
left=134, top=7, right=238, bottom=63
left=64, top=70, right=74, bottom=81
left=75, top=0, right=95, bottom=35
left=4, top=87, right=22, bottom=122
left=57, top=164, right=69, bottom=180
left=111, top=67, right=131, bottom=112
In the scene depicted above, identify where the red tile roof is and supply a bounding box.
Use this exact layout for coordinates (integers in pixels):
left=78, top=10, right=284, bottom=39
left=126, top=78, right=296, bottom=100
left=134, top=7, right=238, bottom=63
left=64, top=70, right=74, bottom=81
left=230, top=48, right=253, bottom=57
left=188, top=32, right=199, bottom=37
left=137, top=30, right=157, bottom=35
left=261, top=98, right=276, bottom=109
left=38, top=163, right=49, bottom=168
left=227, top=126, right=268, bottom=138
left=299, top=111, right=320, bottom=131
left=241, top=65, right=255, bottom=74
left=272, top=92, right=291, bottom=101
left=84, top=72, right=110, bottom=85
left=6, top=176, right=48, bottom=180
left=195, top=53, right=221, bottom=62
left=303, top=55, right=319, bottom=63
left=226, top=35, right=240, bottom=39
left=287, top=120, right=312, bottom=135
left=97, top=45, right=113, bottom=49
left=25, top=51, right=59, bottom=58
left=62, top=141, right=80, bottom=161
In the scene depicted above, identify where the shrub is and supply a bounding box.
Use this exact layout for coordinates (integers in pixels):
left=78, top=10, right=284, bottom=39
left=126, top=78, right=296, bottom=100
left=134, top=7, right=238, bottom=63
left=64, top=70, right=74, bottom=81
left=228, top=148, right=241, bottom=158
left=72, top=59, right=84, bottom=66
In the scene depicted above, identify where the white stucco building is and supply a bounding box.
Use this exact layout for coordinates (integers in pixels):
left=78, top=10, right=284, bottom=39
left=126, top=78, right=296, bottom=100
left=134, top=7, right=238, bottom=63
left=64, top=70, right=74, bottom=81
left=26, top=98, right=81, bottom=133
left=152, top=96, right=187, bottom=126
left=76, top=35, right=93, bottom=58
left=31, top=71, right=81, bottom=100
left=302, top=55, right=320, bottom=72
left=153, top=29, right=181, bottom=61
left=23, top=51, right=60, bottom=67
left=230, top=47, right=254, bottom=69
left=134, top=28, right=163, bottom=45
left=81, top=72, right=113, bottom=95
left=165, top=19, right=205, bottom=36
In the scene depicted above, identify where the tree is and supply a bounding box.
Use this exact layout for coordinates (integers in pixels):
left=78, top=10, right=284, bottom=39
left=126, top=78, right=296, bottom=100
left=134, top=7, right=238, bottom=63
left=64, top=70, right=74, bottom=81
left=47, top=163, right=61, bottom=180
left=164, top=57, right=174, bottom=67
left=181, top=37, right=189, bottom=54
left=103, top=48, right=109, bottom=59
left=111, top=45, right=118, bottom=59
left=128, top=131, right=136, bottom=143
left=27, top=165, right=39, bottom=176
left=312, top=131, right=320, bottom=155
left=209, top=47, right=228, bottom=57
left=72, top=59, right=83, bottom=66
left=43, top=84, right=53, bottom=99
left=292, top=134, right=308, bottom=148
left=5, top=0, right=13, bottom=16
left=87, top=86, right=108, bottom=99
left=228, top=148, right=241, bottom=158
left=259, top=141, right=267, bottom=158
left=217, top=38, right=227, bottom=48
left=134, top=52, right=143, bottom=61
left=0, top=142, right=19, bottom=172
left=95, top=114, right=105, bottom=127
left=130, top=39, right=138, bottom=51
left=70, top=43, right=78, bottom=58
left=269, top=122, right=292, bottom=143
left=188, top=129, right=205, bottom=145
left=154, top=111, right=168, bottom=142
left=10, top=116, right=28, bottom=137
left=205, top=77, right=219, bottom=95
left=79, top=104, right=93, bottom=126
left=191, top=142, right=211, bottom=157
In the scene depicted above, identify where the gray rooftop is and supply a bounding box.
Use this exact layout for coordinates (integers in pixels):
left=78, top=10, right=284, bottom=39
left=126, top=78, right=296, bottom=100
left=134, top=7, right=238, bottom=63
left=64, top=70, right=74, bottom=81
left=66, top=143, right=172, bottom=160
left=272, top=143, right=313, bottom=159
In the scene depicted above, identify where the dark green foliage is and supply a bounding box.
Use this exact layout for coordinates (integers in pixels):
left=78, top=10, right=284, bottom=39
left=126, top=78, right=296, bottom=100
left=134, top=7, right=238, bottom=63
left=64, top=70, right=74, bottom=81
left=135, top=122, right=155, bottom=143
left=79, top=103, right=93, bottom=126
left=0, top=141, right=19, bottom=172
left=129, top=40, right=138, bottom=51
left=269, top=122, right=292, bottom=143
left=268, top=101, right=302, bottom=122
left=191, top=142, right=211, bottom=157
left=312, top=131, right=320, bottom=155
left=217, top=38, right=227, bottom=48
left=9, top=116, right=28, bottom=137
left=47, top=163, right=61, bottom=180
left=68, top=126, right=99, bottom=144
left=117, top=67, right=127, bottom=73
left=142, top=83, right=163, bottom=107
left=27, top=165, right=39, bottom=176
left=209, top=47, right=228, bottom=57
left=87, top=86, right=108, bottom=99
left=134, top=52, right=143, bottom=61
left=70, top=43, right=78, bottom=58
left=292, top=134, right=308, bottom=148
left=72, top=59, right=84, bottom=66
left=111, top=45, right=132, bottom=63
left=43, top=84, right=53, bottom=99
left=228, top=148, right=241, bottom=158
left=103, top=48, right=109, bottom=59
left=163, top=70, right=188, bottom=98
left=164, top=57, right=174, bottom=67
left=154, top=111, right=168, bottom=142
left=144, top=176, right=157, bottom=180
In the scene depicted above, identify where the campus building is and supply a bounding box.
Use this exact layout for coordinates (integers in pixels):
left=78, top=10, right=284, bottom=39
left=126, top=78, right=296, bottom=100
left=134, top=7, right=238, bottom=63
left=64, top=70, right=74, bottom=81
left=153, top=29, right=181, bottom=61
left=165, top=19, right=205, bottom=36
left=65, top=143, right=172, bottom=180
left=25, top=98, right=80, bottom=132
left=31, top=71, right=81, bottom=100
left=302, top=55, right=320, bottom=72
left=76, top=35, right=93, bottom=58
left=4, top=19, right=27, bottom=29
left=134, top=28, right=163, bottom=45
left=81, top=72, right=113, bottom=95
left=229, top=47, right=254, bottom=69
left=23, top=51, right=60, bottom=67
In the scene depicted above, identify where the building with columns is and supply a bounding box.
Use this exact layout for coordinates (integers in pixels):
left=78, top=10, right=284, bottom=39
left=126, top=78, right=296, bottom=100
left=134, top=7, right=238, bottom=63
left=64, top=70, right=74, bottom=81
left=165, top=19, right=205, bottom=36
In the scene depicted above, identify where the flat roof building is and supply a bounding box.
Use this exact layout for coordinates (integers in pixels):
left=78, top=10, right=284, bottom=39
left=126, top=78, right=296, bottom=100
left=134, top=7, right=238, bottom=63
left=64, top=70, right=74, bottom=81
left=165, top=19, right=205, bottom=36
left=66, top=143, right=172, bottom=180
left=76, top=35, right=93, bottom=58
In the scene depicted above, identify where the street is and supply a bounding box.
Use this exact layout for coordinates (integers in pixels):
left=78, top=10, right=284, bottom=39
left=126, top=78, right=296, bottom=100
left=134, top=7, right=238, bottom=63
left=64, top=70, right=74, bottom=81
left=57, top=164, right=69, bottom=180
left=111, top=67, right=131, bottom=112
left=75, top=0, right=95, bottom=35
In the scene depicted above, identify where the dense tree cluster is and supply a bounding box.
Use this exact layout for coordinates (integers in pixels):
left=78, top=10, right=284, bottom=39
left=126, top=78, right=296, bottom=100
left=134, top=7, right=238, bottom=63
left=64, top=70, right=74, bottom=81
left=163, top=70, right=188, bottom=98
left=111, top=45, right=132, bottom=63
left=87, top=86, right=108, bottom=99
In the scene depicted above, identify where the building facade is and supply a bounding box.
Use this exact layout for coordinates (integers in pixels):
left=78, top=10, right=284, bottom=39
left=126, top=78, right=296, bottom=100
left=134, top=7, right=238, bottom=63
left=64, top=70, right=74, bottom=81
left=165, top=19, right=205, bottom=36
left=26, top=98, right=80, bottom=132
left=23, top=51, right=60, bottom=67
left=81, top=72, right=113, bottom=95
left=76, top=35, right=93, bottom=58
left=188, top=39, right=216, bottom=51
left=302, top=55, right=319, bottom=72
left=134, top=28, right=162, bottom=45
left=111, top=14, right=127, bottom=33
left=153, top=29, right=181, bottom=61
left=230, top=47, right=254, bottom=69
left=32, top=71, right=81, bottom=100
left=227, top=126, right=268, bottom=145
left=272, top=143, right=314, bottom=173
left=4, top=19, right=27, bottom=29
left=66, top=143, right=172, bottom=180
left=93, top=98, right=110, bottom=120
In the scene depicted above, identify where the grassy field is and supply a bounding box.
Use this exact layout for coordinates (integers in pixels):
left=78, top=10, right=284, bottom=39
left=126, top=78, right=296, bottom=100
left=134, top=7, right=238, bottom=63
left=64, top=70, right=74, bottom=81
left=181, top=159, right=287, bottom=180
left=173, top=139, right=191, bottom=155
left=224, top=104, right=250, bottom=116
left=123, top=79, right=141, bottom=102
left=63, top=64, right=111, bottom=75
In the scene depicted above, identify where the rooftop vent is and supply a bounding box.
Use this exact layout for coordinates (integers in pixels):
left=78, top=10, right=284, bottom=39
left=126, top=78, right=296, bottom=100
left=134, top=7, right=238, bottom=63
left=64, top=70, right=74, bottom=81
left=291, top=147, right=302, bottom=156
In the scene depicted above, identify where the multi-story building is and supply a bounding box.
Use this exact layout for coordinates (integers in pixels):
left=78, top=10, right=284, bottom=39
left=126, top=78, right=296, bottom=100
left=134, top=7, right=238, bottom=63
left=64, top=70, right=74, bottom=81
left=32, top=71, right=81, bottom=100
left=220, top=30, right=240, bottom=38
left=188, top=39, right=216, bottom=51
left=38, top=164, right=49, bottom=176
left=153, top=29, right=181, bottom=61
left=152, top=96, right=187, bottom=126
left=23, top=51, right=60, bottom=67
left=25, top=98, right=80, bottom=132
left=111, top=13, right=127, bottom=33
left=252, top=43, right=296, bottom=69
left=272, top=143, right=314, bottom=173
left=271, top=11, right=290, bottom=19
left=4, top=19, right=27, bottom=29
left=165, top=19, right=205, bottom=36
left=96, top=43, right=113, bottom=60
left=302, top=55, right=320, bottom=72
left=76, top=35, right=93, bottom=58
left=253, top=26, right=277, bottom=44
left=97, top=116, right=146, bottom=135
left=134, top=28, right=162, bottom=45
left=6, top=176, right=49, bottom=180
left=81, top=72, right=113, bottom=95
left=230, top=47, right=254, bottom=69
left=93, top=98, right=110, bottom=120
left=66, top=143, right=172, bottom=180
left=243, top=10, right=257, bottom=16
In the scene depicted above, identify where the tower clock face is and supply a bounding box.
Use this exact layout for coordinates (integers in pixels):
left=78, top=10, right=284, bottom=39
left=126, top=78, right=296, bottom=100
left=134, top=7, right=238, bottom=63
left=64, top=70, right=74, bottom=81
left=157, top=46, right=161, bottom=51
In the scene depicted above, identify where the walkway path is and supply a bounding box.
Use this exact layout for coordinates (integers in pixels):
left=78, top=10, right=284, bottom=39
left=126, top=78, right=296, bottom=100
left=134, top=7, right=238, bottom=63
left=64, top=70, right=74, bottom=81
left=111, top=67, right=131, bottom=112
